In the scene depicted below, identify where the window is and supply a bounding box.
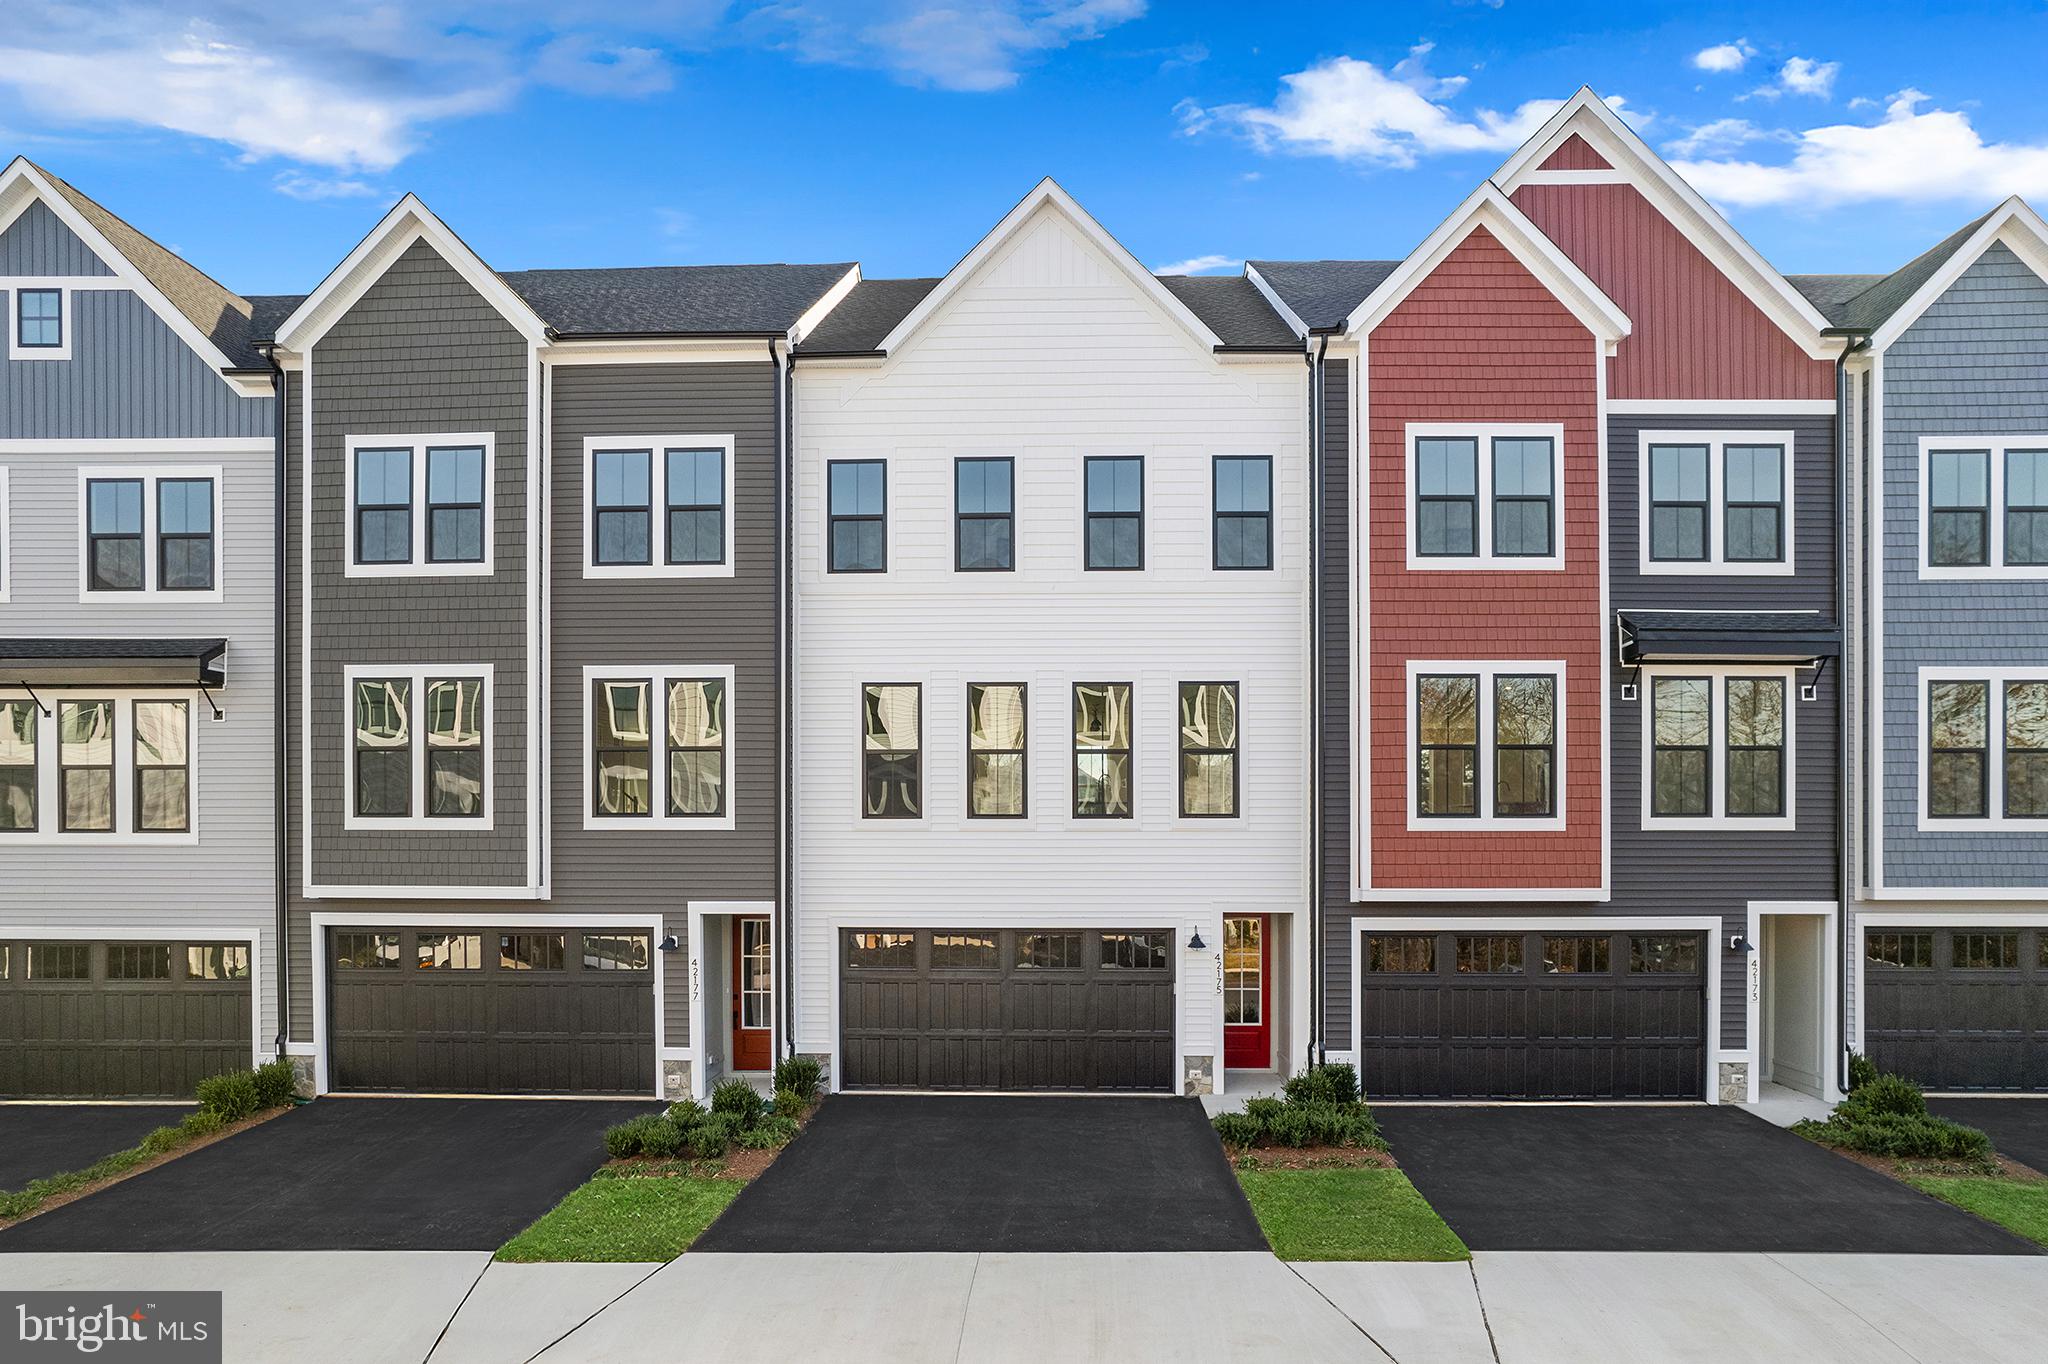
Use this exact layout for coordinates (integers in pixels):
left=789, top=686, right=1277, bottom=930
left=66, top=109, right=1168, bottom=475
left=1493, top=675, right=1555, bottom=817
left=188, top=944, right=251, bottom=980
left=425, top=446, right=486, bottom=565
left=156, top=479, right=215, bottom=590
left=500, top=933, right=566, bottom=971
left=134, top=700, right=189, bottom=832
left=1084, top=456, right=1143, bottom=570
left=1641, top=432, right=1793, bottom=573
left=582, top=438, right=733, bottom=576
left=86, top=478, right=143, bottom=591
left=862, top=683, right=921, bottom=818
left=347, top=666, right=492, bottom=827
left=1214, top=456, right=1273, bottom=570
left=1865, top=933, right=1933, bottom=969
left=582, top=933, right=651, bottom=971
left=59, top=699, right=113, bottom=832
left=1928, top=680, right=1988, bottom=819
left=967, top=683, right=1026, bottom=818
left=29, top=943, right=90, bottom=980
left=1367, top=935, right=1435, bottom=973
left=1015, top=932, right=1081, bottom=969
left=2008, top=681, right=2048, bottom=818
left=1411, top=663, right=1564, bottom=826
left=1, top=695, right=195, bottom=840
left=1629, top=936, right=1700, bottom=973
left=666, top=448, right=725, bottom=566
left=84, top=470, right=221, bottom=597
left=828, top=460, right=886, bottom=572
left=1, top=700, right=35, bottom=833
left=1179, top=682, right=1239, bottom=817
left=585, top=667, right=731, bottom=826
left=1919, top=438, right=2048, bottom=576
left=1954, top=933, right=2018, bottom=970
left=15, top=287, right=62, bottom=350
left=1456, top=935, right=1523, bottom=973
left=345, top=434, right=492, bottom=576
left=1543, top=937, right=1609, bottom=974
left=1101, top=931, right=1169, bottom=969
left=1408, top=426, right=1564, bottom=568
left=335, top=932, right=400, bottom=968
left=931, top=933, right=998, bottom=969
left=417, top=933, right=483, bottom=970
left=956, top=458, right=1014, bottom=571
left=108, top=943, right=171, bottom=980
left=1416, top=674, right=1477, bottom=817
left=591, top=449, right=651, bottom=565
left=1920, top=669, right=2048, bottom=825
left=1643, top=670, right=1798, bottom=828
left=1073, top=682, right=1133, bottom=818
left=847, top=931, right=915, bottom=968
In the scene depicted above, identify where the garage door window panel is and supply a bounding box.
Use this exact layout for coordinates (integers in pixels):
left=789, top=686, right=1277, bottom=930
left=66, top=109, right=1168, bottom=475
left=107, top=943, right=170, bottom=980
left=1543, top=936, right=1610, bottom=974
left=1456, top=935, right=1523, bottom=974
left=1015, top=933, right=1081, bottom=969
left=1954, top=933, right=2019, bottom=970
left=1866, top=933, right=1934, bottom=970
left=1629, top=936, right=1700, bottom=974
left=583, top=934, right=651, bottom=971
left=1179, top=682, right=1239, bottom=818
left=968, top=683, right=1026, bottom=818
left=1, top=699, right=36, bottom=832
left=1101, top=932, right=1169, bottom=970
left=335, top=932, right=400, bottom=969
left=418, top=933, right=484, bottom=970
left=848, top=931, right=915, bottom=969
left=499, top=933, right=565, bottom=971
left=931, top=934, right=998, bottom=970
left=188, top=944, right=250, bottom=980
left=29, top=943, right=90, bottom=980
left=863, top=684, right=922, bottom=819
left=1368, top=935, right=1436, bottom=974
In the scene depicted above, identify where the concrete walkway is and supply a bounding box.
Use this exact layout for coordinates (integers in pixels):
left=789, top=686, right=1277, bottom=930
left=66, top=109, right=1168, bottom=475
left=4, top=1249, right=2046, bottom=1362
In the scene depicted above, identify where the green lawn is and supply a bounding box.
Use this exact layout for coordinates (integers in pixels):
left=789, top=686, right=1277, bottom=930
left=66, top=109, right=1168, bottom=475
left=496, top=1172, right=744, bottom=1263
left=1235, top=1168, right=1469, bottom=1262
left=1906, top=1176, right=2048, bottom=1249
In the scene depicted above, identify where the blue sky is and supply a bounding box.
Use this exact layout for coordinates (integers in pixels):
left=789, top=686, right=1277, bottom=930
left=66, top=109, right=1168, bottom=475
left=5, top=2, right=2048, bottom=294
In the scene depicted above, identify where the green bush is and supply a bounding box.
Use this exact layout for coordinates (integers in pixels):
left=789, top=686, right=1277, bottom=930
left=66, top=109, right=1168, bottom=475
left=738, top=1115, right=800, bottom=1149
left=1798, top=1112, right=1992, bottom=1163
left=1242, top=1097, right=1286, bottom=1126
left=1282, top=1064, right=1360, bottom=1107
left=195, top=1069, right=261, bottom=1122
left=1847, top=1051, right=1880, bottom=1093
left=1212, top=1113, right=1263, bottom=1148
left=664, top=1099, right=709, bottom=1132
left=1265, top=1108, right=1314, bottom=1148
left=1843, top=1072, right=1927, bottom=1120
left=710, top=1078, right=765, bottom=1125
left=605, top=1114, right=673, bottom=1159
left=178, top=1108, right=228, bottom=1140
left=253, top=1059, right=299, bottom=1109
left=688, top=1124, right=730, bottom=1160
left=772, top=1086, right=808, bottom=1120
left=1212, top=1065, right=1385, bottom=1152
left=138, top=1124, right=185, bottom=1157
left=637, top=1117, right=685, bottom=1159
left=774, top=1055, right=823, bottom=1098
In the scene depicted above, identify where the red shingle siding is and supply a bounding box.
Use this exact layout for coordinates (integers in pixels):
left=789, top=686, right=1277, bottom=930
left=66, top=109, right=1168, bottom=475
left=1538, top=134, right=1610, bottom=171
left=1513, top=181, right=1832, bottom=401
left=1366, top=227, right=1604, bottom=890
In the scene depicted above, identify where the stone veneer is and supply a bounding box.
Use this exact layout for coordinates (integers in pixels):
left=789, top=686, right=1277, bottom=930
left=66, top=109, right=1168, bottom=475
left=1718, top=1060, right=1750, bottom=1104
left=1184, top=1054, right=1215, bottom=1096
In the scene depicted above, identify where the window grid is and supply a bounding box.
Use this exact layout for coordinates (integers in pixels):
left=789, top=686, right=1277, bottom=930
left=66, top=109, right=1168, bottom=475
left=86, top=477, right=144, bottom=591
left=592, top=449, right=653, bottom=567
left=1724, top=678, right=1786, bottom=818
left=352, top=448, right=413, bottom=566
left=1, top=700, right=36, bottom=834
left=2005, top=680, right=2048, bottom=819
left=955, top=457, right=1015, bottom=572
left=1083, top=456, right=1143, bottom=570
left=1723, top=445, right=1785, bottom=563
left=1415, top=437, right=1478, bottom=558
left=425, top=446, right=486, bottom=565
left=1928, top=679, right=1990, bottom=820
left=592, top=679, right=653, bottom=818
left=1213, top=456, right=1273, bottom=570
left=17, top=288, right=61, bottom=348
left=1650, top=677, right=1712, bottom=818
left=58, top=700, right=114, bottom=833
left=2007, top=449, right=2048, bottom=567
left=353, top=678, right=412, bottom=819
left=1415, top=674, right=1479, bottom=818
left=666, top=679, right=726, bottom=818
left=1490, top=438, right=1555, bottom=558
left=665, top=448, right=725, bottom=566
left=1178, top=681, right=1239, bottom=818
left=1927, top=447, right=1992, bottom=568
left=1648, top=444, right=1710, bottom=563
left=967, top=682, right=1027, bottom=819
left=156, top=478, right=216, bottom=591
left=1073, top=682, right=1134, bottom=819
left=133, top=699, right=189, bottom=833
left=1492, top=675, right=1555, bottom=818
left=828, top=460, right=887, bottom=573
left=862, top=683, right=922, bottom=818
left=423, top=679, right=484, bottom=819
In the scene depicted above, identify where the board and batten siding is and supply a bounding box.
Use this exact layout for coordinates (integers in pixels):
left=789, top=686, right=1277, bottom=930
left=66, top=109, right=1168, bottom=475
left=1880, top=242, right=2048, bottom=889
left=0, top=201, right=114, bottom=276
left=791, top=204, right=1309, bottom=1073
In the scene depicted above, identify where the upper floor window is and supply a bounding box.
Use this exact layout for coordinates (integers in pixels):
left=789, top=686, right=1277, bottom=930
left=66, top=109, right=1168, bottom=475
left=81, top=469, right=220, bottom=599
left=1408, top=425, right=1564, bottom=569
left=345, top=434, right=493, bottom=578
left=583, top=437, right=734, bottom=578
left=1084, top=456, right=1143, bottom=570
left=1922, top=669, right=2048, bottom=825
left=1074, top=682, right=1133, bottom=818
left=1409, top=662, right=1563, bottom=828
left=0, top=692, right=197, bottom=841
left=829, top=460, right=886, bottom=573
left=1644, top=669, right=1793, bottom=830
left=862, top=683, right=921, bottom=817
left=1640, top=431, right=1793, bottom=575
left=1178, top=682, right=1239, bottom=817
left=1921, top=439, right=2048, bottom=577
left=10, top=286, right=65, bottom=359
left=967, top=682, right=1026, bottom=817
left=955, top=458, right=1014, bottom=572
left=1213, top=456, right=1273, bottom=570
left=346, top=665, right=491, bottom=828
left=584, top=666, right=733, bottom=827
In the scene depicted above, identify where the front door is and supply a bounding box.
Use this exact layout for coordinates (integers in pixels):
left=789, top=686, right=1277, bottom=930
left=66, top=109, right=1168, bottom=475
left=732, top=918, right=772, bottom=1072
left=1223, top=916, right=1270, bottom=1070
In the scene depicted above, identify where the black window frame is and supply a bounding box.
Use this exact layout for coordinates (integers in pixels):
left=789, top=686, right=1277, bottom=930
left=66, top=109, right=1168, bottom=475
left=954, top=456, right=1015, bottom=573
left=665, top=677, right=728, bottom=819
left=1490, top=436, right=1555, bottom=559
left=861, top=682, right=922, bottom=819
left=2005, top=448, right=2048, bottom=567
left=1724, top=676, right=1787, bottom=818
left=1650, top=675, right=1713, bottom=817
left=1415, top=436, right=1479, bottom=559
left=85, top=476, right=145, bottom=592
left=1629, top=935, right=1701, bottom=974
left=1953, top=932, right=2019, bottom=970
left=1722, top=443, right=1786, bottom=564
left=155, top=476, right=216, bottom=591
left=1367, top=934, right=1436, bottom=974
left=1072, top=681, right=1134, bottom=819
left=1928, top=448, right=1991, bottom=568
left=1415, top=672, right=1479, bottom=818
left=1100, top=931, right=1170, bottom=970
left=422, top=676, right=485, bottom=820
left=1648, top=443, right=1711, bottom=563
left=133, top=698, right=190, bottom=834
left=591, top=678, right=655, bottom=818
left=846, top=931, right=917, bottom=970
left=424, top=445, right=486, bottom=566
left=828, top=459, right=888, bottom=574
left=665, top=446, right=726, bottom=567
left=591, top=447, right=653, bottom=568
left=966, top=681, right=1027, bottom=819
left=352, top=677, right=413, bottom=819
left=1177, top=680, right=1240, bottom=819
left=0, top=699, right=36, bottom=834
left=2003, top=679, right=2048, bottom=819
left=352, top=446, right=414, bottom=567
left=1212, top=455, right=1274, bottom=571
left=1865, top=932, right=1933, bottom=969
left=16, top=287, right=61, bottom=349
left=1928, top=678, right=1989, bottom=820
left=1083, top=455, right=1144, bottom=571
left=1455, top=934, right=1524, bottom=974
left=1015, top=931, right=1082, bottom=969
left=1492, top=673, right=1556, bottom=818
left=57, top=698, right=114, bottom=833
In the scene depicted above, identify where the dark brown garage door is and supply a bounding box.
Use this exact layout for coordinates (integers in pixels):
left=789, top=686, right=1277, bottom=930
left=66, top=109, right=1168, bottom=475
left=328, top=927, right=656, bottom=1094
left=1357, top=930, right=1707, bottom=1100
left=1864, top=927, right=2047, bottom=1092
left=840, top=929, right=1175, bottom=1092
left=0, top=939, right=253, bottom=1098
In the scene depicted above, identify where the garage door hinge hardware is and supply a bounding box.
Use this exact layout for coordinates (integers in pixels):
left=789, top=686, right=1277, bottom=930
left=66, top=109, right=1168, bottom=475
left=17, top=680, right=50, bottom=717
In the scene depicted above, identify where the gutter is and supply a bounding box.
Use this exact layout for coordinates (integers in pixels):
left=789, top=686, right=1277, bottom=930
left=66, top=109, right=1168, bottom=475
left=1833, top=332, right=1870, bottom=1095
left=264, top=346, right=289, bottom=1060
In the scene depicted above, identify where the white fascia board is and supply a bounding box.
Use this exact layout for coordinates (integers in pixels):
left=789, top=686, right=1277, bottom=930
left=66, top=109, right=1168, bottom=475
left=1244, top=264, right=1310, bottom=339
left=1868, top=198, right=2048, bottom=353
left=875, top=177, right=1224, bottom=355
left=1343, top=183, right=1631, bottom=343
left=274, top=193, right=549, bottom=352
left=789, top=264, right=863, bottom=345
left=1491, top=89, right=1836, bottom=356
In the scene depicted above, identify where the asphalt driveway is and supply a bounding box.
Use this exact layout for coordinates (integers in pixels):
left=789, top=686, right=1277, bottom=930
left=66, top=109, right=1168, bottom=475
left=0, top=1096, right=657, bottom=1252
left=0, top=1104, right=194, bottom=1192
left=1933, top=1098, right=2048, bottom=1173
left=1376, top=1105, right=2039, bottom=1254
left=695, top=1095, right=1268, bottom=1252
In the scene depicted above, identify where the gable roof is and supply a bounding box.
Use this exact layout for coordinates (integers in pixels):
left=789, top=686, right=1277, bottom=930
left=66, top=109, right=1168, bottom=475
left=1154, top=275, right=1297, bottom=349
left=1856, top=198, right=2048, bottom=350
left=797, top=278, right=941, bottom=355
left=499, top=262, right=858, bottom=338
left=1788, top=209, right=2004, bottom=334
left=1246, top=260, right=1401, bottom=333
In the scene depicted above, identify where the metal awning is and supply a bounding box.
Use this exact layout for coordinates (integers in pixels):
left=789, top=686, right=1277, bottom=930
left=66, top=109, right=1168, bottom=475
left=0, top=638, right=227, bottom=687
left=1616, top=612, right=1840, bottom=666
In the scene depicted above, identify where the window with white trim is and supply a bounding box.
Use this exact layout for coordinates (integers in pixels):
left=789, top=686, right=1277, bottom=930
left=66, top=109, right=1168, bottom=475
left=1919, top=438, right=2048, bottom=577
left=0, top=691, right=199, bottom=842
left=1406, top=425, right=1564, bottom=569
left=584, top=665, right=734, bottom=828
left=1641, top=667, right=1795, bottom=830
left=78, top=468, right=222, bottom=599
left=344, top=434, right=494, bottom=577
left=1407, top=661, right=1565, bottom=829
left=9, top=285, right=68, bottom=360
left=345, top=665, right=492, bottom=828
left=1920, top=667, right=2048, bottom=826
left=1638, top=430, right=1794, bottom=575
left=582, top=436, right=735, bottom=577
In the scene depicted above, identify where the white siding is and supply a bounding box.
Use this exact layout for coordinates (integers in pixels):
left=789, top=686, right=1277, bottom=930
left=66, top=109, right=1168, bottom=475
left=792, top=205, right=1309, bottom=1080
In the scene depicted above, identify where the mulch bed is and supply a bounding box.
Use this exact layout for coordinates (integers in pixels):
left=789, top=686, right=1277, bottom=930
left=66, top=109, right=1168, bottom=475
left=1227, top=1145, right=1397, bottom=1171
left=600, top=1096, right=822, bottom=1183
left=1806, top=1138, right=2044, bottom=1185
left=0, top=1106, right=290, bottom=1231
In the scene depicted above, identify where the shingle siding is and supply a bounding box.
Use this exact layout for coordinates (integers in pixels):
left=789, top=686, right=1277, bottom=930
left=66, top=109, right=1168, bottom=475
left=1320, top=357, right=1355, bottom=1049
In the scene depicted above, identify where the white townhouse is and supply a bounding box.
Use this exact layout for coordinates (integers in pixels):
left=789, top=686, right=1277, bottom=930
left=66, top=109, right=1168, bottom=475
left=789, top=180, right=1312, bottom=1095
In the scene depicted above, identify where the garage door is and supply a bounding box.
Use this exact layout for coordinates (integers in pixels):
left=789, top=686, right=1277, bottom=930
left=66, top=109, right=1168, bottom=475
left=0, top=939, right=253, bottom=1098
left=839, top=928, right=1175, bottom=1092
left=1863, top=927, right=2047, bottom=1092
left=328, top=927, right=656, bottom=1094
left=1357, top=931, right=1707, bottom=1100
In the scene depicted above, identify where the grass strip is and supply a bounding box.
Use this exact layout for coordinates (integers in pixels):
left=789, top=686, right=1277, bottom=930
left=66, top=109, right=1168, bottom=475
left=1235, top=1167, right=1469, bottom=1262
left=495, top=1173, right=745, bottom=1263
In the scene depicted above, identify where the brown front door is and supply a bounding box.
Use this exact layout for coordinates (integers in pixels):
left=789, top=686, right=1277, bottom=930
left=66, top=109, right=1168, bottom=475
left=732, top=918, right=772, bottom=1072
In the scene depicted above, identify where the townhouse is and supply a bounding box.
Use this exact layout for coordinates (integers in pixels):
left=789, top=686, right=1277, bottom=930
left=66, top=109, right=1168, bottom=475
left=0, top=158, right=282, bottom=1097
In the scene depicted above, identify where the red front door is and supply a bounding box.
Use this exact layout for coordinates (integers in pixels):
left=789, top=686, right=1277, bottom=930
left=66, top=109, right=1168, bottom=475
left=732, top=918, right=772, bottom=1072
left=1223, top=915, right=1270, bottom=1070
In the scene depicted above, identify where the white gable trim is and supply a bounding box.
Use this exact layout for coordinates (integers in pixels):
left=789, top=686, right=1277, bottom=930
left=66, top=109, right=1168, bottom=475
left=1868, top=197, right=2048, bottom=353
left=790, top=264, right=862, bottom=345
left=1343, top=182, right=1631, bottom=343
left=274, top=193, right=549, bottom=352
left=1244, top=264, right=1310, bottom=338
left=1493, top=90, right=1836, bottom=358
left=875, top=178, right=1223, bottom=356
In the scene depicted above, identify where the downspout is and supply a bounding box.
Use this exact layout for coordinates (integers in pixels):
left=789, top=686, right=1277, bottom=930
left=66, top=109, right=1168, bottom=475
left=776, top=338, right=795, bottom=1063
left=266, top=348, right=289, bottom=1060
left=1306, top=332, right=1329, bottom=1069
left=1833, top=334, right=1869, bottom=1095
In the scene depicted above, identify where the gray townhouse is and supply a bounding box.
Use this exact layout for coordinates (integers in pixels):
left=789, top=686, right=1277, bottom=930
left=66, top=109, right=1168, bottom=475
left=263, top=193, right=853, bottom=1099
left=1803, top=196, right=2048, bottom=1093
left=0, top=158, right=283, bottom=1097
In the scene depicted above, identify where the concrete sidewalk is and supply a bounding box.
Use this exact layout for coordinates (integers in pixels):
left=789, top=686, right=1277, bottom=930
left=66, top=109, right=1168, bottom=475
left=4, top=1249, right=2046, bottom=1362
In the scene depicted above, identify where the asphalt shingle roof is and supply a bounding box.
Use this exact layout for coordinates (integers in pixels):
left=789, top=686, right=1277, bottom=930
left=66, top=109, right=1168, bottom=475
left=1246, top=260, right=1402, bottom=332
left=1155, top=275, right=1298, bottom=348
left=1786, top=211, right=1995, bottom=331
left=795, top=278, right=942, bottom=354
left=499, top=263, right=857, bottom=336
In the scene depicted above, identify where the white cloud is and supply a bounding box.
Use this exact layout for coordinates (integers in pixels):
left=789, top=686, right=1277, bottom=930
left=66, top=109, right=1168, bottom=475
left=1777, top=56, right=1838, bottom=99
left=1673, top=90, right=2048, bottom=208
left=747, top=0, right=1146, bottom=93
left=1662, top=117, right=1775, bottom=160
left=530, top=35, right=674, bottom=98
left=272, top=171, right=381, bottom=201
left=1691, top=40, right=1754, bottom=74
left=1152, top=253, right=1239, bottom=275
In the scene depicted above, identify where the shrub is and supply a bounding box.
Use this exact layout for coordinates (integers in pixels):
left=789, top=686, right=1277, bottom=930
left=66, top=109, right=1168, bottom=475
left=253, top=1059, right=299, bottom=1109
left=1291, top=1102, right=1385, bottom=1150
left=1282, top=1064, right=1360, bottom=1107
left=688, top=1124, right=730, bottom=1160
left=1212, top=1113, right=1263, bottom=1148
left=138, top=1124, right=185, bottom=1157
left=665, top=1099, right=709, bottom=1132
left=637, top=1117, right=685, bottom=1159
left=195, top=1069, right=261, bottom=1122
left=711, top=1078, right=765, bottom=1125
left=739, top=1115, right=800, bottom=1149
left=1843, top=1072, right=1927, bottom=1120
left=1241, top=1097, right=1286, bottom=1127
left=606, top=1114, right=672, bottom=1159
left=177, top=1108, right=228, bottom=1140
left=774, top=1055, right=823, bottom=1098
left=1847, top=1052, right=1880, bottom=1094
left=1798, top=1112, right=1992, bottom=1163
left=772, top=1086, right=808, bottom=1120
